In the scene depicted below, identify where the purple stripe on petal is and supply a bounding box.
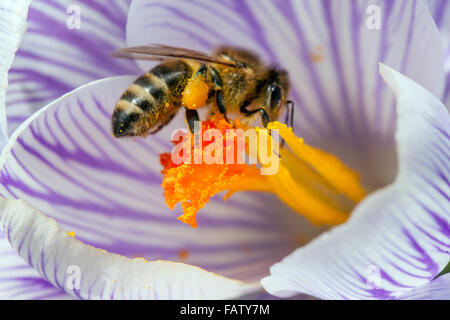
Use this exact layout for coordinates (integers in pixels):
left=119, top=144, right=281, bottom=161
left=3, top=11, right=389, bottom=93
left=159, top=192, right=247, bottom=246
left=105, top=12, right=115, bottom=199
left=0, top=1, right=31, bottom=147
left=6, top=0, right=141, bottom=134
left=0, top=75, right=318, bottom=285
left=261, top=65, right=450, bottom=300
left=0, top=230, right=70, bottom=299
left=428, top=0, right=450, bottom=109
left=398, top=273, right=450, bottom=299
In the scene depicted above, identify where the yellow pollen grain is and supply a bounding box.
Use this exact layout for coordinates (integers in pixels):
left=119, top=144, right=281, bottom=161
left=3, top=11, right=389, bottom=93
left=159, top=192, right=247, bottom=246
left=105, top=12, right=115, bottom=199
left=310, top=46, right=324, bottom=63
left=67, top=231, right=75, bottom=238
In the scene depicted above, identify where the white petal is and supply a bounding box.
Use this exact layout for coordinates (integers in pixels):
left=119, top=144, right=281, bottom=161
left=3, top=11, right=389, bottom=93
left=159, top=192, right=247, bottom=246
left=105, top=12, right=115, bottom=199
left=0, top=198, right=260, bottom=299
left=6, top=0, right=140, bottom=134
left=0, top=0, right=31, bottom=148
left=428, top=0, right=450, bottom=109
left=0, top=229, right=71, bottom=299
left=398, top=274, right=450, bottom=300
left=261, top=64, right=450, bottom=299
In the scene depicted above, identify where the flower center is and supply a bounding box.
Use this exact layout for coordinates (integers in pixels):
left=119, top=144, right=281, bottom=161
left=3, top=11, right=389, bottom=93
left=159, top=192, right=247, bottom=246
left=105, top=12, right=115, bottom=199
left=160, top=117, right=365, bottom=228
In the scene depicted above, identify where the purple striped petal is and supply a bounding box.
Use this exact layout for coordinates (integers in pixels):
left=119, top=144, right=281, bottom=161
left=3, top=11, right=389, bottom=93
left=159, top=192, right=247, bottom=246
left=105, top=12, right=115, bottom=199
left=0, top=198, right=260, bottom=299
left=127, top=0, right=445, bottom=189
left=0, top=230, right=71, bottom=299
left=0, top=2, right=68, bottom=299
left=0, top=1, right=31, bottom=148
left=261, top=64, right=450, bottom=300
left=0, top=75, right=320, bottom=298
left=398, top=274, right=450, bottom=300
left=428, top=0, right=450, bottom=109
left=6, top=0, right=141, bottom=135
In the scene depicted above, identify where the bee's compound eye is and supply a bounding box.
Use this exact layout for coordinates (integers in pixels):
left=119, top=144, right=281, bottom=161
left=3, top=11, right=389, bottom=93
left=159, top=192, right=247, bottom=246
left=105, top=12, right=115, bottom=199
left=269, top=84, right=282, bottom=111
left=112, top=109, right=140, bottom=137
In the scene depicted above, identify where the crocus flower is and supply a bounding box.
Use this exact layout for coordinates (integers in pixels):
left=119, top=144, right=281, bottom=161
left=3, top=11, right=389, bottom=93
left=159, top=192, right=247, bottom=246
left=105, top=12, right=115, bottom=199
left=0, top=0, right=449, bottom=300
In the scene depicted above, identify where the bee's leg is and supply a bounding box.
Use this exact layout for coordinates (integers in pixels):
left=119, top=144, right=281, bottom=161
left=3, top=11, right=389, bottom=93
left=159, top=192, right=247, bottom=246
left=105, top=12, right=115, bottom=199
left=241, top=103, right=281, bottom=157
left=280, top=100, right=294, bottom=147
left=195, top=64, right=208, bottom=77
left=149, top=114, right=176, bottom=134
left=149, top=124, right=164, bottom=134
left=209, top=66, right=230, bottom=122
left=240, top=102, right=270, bottom=128
left=185, top=107, right=200, bottom=134
left=256, top=109, right=270, bottom=128
left=285, top=100, right=294, bottom=129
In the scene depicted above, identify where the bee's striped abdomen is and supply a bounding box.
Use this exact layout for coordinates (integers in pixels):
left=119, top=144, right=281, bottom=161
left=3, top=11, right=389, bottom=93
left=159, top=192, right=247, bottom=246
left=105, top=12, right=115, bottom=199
left=112, top=60, right=194, bottom=137
left=151, top=60, right=193, bottom=97
left=120, top=82, right=154, bottom=112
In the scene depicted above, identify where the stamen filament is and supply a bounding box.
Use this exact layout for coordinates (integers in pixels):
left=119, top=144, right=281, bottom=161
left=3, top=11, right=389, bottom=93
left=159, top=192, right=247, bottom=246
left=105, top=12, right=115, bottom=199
left=267, top=121, right=366, bottom=202
left=266, top=165, right=349, bottom=225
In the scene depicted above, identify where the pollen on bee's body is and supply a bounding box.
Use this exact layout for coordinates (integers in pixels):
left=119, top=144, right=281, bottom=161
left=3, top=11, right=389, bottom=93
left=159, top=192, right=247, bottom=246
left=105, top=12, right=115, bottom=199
left=182, top=76, right=209, bottom=110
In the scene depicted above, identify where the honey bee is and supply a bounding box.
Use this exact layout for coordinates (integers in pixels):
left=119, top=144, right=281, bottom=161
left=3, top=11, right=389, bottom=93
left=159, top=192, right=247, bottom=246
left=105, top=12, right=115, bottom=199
left=110, top=44, right=293, bottom=137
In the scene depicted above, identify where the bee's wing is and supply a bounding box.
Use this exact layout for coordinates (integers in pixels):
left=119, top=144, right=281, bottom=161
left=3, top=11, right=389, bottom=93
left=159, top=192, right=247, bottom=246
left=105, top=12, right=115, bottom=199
left=110, top=44, right=237, bottom=67
left=109, top=50, right=165, bottom=61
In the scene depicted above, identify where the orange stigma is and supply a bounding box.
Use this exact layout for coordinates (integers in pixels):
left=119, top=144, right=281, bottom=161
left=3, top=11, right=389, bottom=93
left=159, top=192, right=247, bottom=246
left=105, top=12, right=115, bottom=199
left=160, top=116, right=262, bottom=228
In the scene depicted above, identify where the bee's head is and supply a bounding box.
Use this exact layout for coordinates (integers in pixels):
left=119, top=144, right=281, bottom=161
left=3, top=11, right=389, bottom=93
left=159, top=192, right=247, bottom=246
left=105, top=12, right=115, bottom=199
left=264, top=69, right=290, bottom=119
